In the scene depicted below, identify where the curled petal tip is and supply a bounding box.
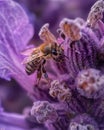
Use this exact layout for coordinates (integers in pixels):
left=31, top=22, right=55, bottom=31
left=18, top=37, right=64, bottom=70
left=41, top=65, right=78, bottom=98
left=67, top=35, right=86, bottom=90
left=39, top=23, right=50, bottom=35
left=39, top=23, right=56, bottom=42
left=59, top=18, right=81, bottom=41
left=59, top=18, right=70, bottom=26
left=87, top=0, right=104, bottom=27
left=74, top=17, right=85, bottom=26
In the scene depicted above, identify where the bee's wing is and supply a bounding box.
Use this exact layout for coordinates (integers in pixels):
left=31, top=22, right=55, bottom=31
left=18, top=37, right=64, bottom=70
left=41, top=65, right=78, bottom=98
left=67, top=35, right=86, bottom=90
left=22, top=49, right=44, bottom=64
left=21, top=48, right=36, bottom=56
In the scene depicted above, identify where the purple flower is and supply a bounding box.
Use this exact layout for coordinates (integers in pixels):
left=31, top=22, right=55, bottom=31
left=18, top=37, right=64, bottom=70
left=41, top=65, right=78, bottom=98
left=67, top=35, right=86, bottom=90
left=0, top=0, right=104, bottom=130
left=27, top=1, right=104, bottom=129
left=0, top=108, right=47, bottom=130
left=0, top=0, right=35, bottom=94
left=0, top=1, right=48, bottom=128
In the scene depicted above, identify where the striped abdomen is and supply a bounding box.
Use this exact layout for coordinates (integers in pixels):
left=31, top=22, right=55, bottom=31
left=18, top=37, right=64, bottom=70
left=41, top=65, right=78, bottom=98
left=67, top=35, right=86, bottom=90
left=25, top=58, right=40, bottom=75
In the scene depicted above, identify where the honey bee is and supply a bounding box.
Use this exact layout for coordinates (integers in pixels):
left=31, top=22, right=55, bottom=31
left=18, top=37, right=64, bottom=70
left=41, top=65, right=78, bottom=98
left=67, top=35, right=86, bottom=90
left=22, top=23, right=65, bottom=83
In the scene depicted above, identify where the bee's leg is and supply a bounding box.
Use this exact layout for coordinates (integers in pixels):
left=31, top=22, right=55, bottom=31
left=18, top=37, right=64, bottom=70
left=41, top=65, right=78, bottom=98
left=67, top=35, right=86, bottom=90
left=42, top=66, right=48, bottom=79
left=37, top=65, right=42, bottom=85
left=42, top=66, right=51, bottom=84
left=36, top=59, right=47, bottom=85
left=41, top=59, right=51, bottom=84
left=52, top=56, right=57, bottom=61
left=41, top=59, right=48, bottom=79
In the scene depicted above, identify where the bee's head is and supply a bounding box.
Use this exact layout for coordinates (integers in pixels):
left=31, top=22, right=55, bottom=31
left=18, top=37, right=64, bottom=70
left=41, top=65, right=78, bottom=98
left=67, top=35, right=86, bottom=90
left=51, top=43, right=64, bottom=60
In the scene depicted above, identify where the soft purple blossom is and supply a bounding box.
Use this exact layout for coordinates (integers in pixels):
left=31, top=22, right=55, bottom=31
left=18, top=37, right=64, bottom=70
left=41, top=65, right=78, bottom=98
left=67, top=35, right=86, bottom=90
left=0, top=0, right=104, bottom=130
left=0, top=0, right=36, bottom=94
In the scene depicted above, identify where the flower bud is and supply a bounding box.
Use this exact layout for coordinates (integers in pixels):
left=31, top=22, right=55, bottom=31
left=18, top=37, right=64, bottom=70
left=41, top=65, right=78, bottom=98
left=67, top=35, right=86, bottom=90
left=87, top=0, right=104, bottom=27
left=49, top=80, right=72, bottom=102
left=68, top=114, right=99, bottom=130
left=31, top=101, right=58, bottom=123
left=69, top=122, right=94, bottom=130
left=76, top=68, right=104, bottom=99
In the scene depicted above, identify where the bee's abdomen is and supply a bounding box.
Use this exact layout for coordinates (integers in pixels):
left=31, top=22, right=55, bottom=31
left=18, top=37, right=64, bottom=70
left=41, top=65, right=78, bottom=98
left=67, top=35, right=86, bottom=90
left=25, top=61, right=37, bottom=75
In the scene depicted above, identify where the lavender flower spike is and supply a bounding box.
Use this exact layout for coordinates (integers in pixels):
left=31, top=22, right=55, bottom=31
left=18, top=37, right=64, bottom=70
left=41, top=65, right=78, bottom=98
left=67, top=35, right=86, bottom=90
left=26, top=1, right=104, bottom=130
left=59, top=18, right=98, bottom=77
left=1, top=0, right=104, bottom=130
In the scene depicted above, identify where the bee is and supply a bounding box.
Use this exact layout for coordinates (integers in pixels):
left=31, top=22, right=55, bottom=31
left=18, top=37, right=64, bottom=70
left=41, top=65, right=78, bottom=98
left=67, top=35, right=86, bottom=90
left=22, top=23, right=65, bottom=83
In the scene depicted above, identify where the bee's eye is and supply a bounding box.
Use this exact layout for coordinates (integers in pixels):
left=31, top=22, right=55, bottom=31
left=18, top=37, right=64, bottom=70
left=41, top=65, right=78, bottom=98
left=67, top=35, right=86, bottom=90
left=52, top=49, right=57, bottom=55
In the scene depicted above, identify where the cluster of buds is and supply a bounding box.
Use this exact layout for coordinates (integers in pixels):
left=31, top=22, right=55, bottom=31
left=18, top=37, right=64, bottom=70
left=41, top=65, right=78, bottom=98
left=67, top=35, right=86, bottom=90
left=49, top=80, right=72, bottom=102
left=76, top=68, right=104, bottom=99
left=69, top=114, right=99, bottom=130
left=69, top=122, right=94, bottom=130
left=31, top=101, right=58, bottom=123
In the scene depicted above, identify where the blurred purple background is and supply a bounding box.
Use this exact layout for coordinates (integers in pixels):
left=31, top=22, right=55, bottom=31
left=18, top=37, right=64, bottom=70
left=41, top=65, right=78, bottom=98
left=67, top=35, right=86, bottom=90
left=0, top=0, right=97, bottom=114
